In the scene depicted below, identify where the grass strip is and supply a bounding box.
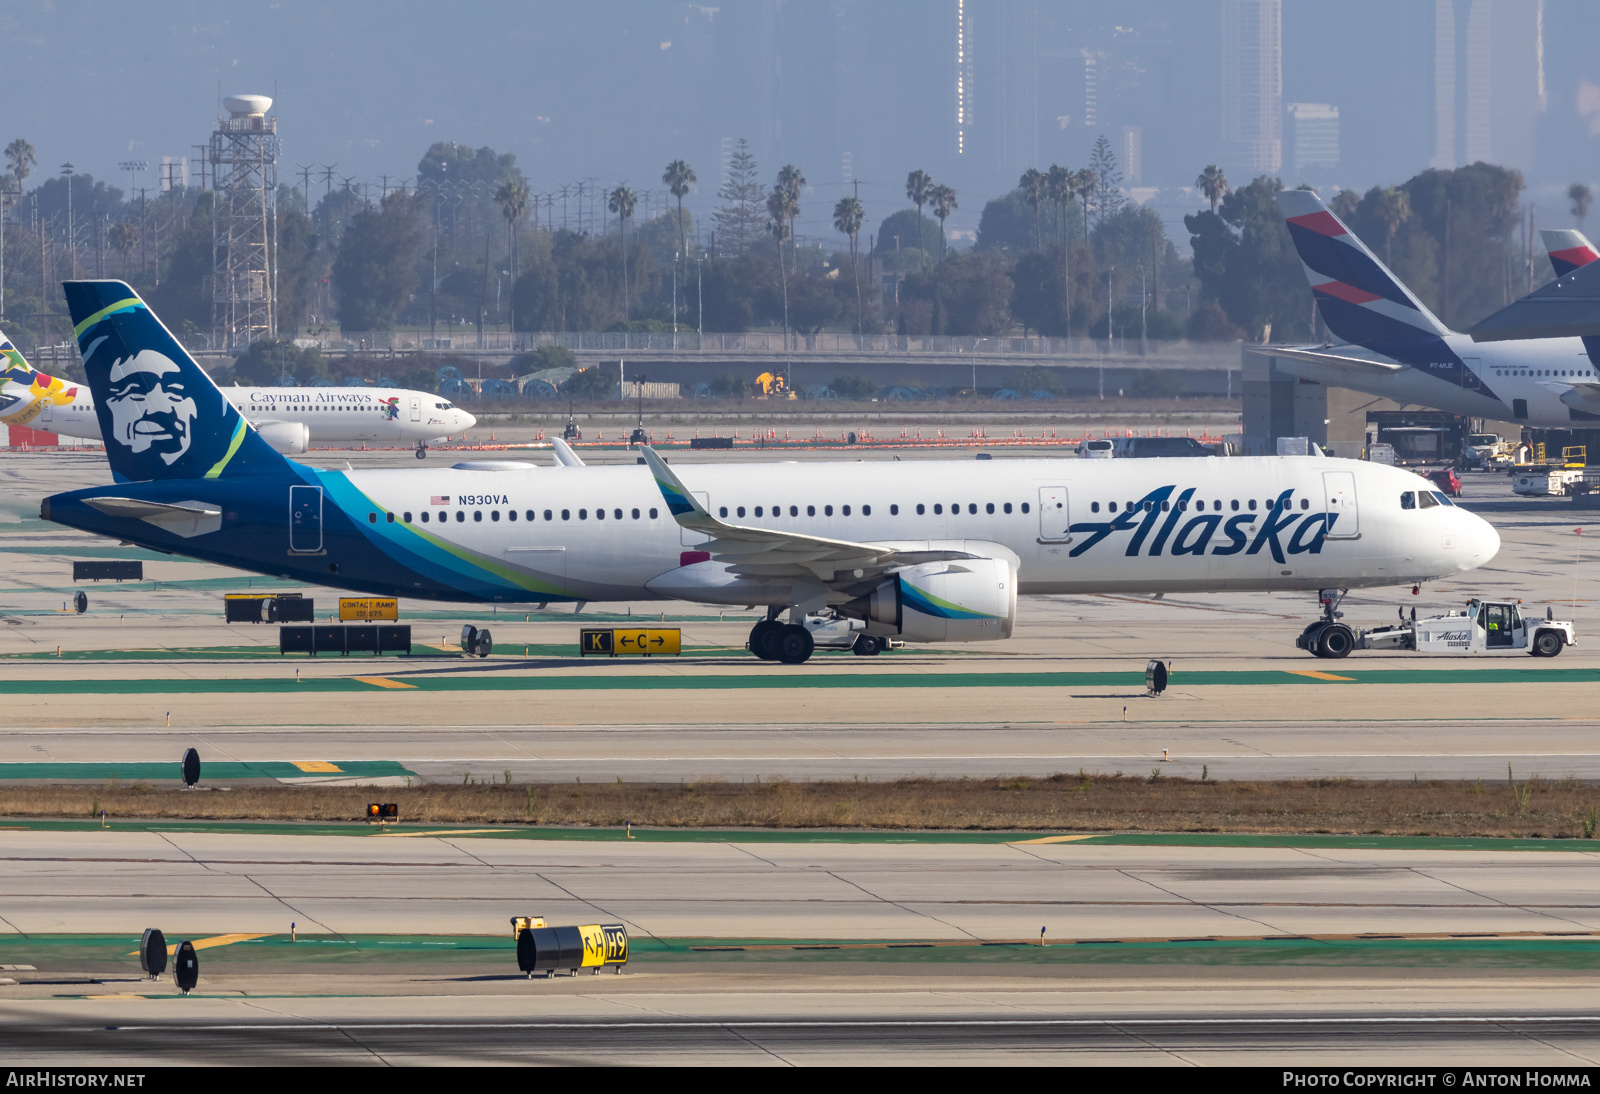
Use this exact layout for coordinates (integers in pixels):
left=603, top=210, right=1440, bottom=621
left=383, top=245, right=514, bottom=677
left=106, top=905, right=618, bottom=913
left=8, top=773, right=1600, bottom=842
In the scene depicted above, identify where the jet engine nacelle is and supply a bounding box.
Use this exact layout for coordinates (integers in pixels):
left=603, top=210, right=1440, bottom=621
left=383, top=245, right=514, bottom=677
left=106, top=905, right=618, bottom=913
left=842, top=558, right=1016, bottom=642
left=254, top=421, right=310, bottom=455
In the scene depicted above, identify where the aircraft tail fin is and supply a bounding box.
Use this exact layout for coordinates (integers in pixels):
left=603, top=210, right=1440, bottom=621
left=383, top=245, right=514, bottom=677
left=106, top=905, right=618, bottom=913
left=1276, top=189, right=1453, bottom=351
left=1540, top=228, right=1600, bottom=278
left=62, top=281, right=290, bottom=482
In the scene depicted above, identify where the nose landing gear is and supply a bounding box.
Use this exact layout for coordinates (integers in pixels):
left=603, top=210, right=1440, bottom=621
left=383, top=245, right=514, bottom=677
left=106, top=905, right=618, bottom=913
left=415, top=442, right=428, bottom=460
left=1295, top=587, right=1355, bottom=659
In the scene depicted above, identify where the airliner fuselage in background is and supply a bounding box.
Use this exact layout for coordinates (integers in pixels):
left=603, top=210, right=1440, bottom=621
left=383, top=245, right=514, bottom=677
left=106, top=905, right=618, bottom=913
left=1, top=333, right=474, bottom=455
left=1270, top=190, right=1600, bottom=427
left=40, top=281, right=1501, bottom=663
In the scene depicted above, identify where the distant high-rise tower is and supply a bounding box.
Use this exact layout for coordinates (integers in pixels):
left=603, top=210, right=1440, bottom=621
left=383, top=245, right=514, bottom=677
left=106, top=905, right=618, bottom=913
left=1288, top=103, right=1340, bottom=175
left=955, top=0, right=973, bottom=155
left=1083, top=52, right=1098, bottom=128
left=209, top=94, right=277, bottom=350
left=1220, top=0, right=1282, bottom=176
left=1121, top=126, right=1143, bottom=186
left=1432, top=0, right=1456, bottom=168
left=1433, top=0, right=1543, bottom=172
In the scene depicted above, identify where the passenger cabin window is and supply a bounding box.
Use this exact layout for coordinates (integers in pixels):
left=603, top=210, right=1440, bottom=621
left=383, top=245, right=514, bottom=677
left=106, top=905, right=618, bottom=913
left=456, top=511, right=465, bottom=523
left=1021, top=502, right=1030, bottom=513
left=421, top=512, right=430, bottom=523
left=1003, top=502, right=1012, bottom=514
left=890, top=505, right=899, bottom=515
left=649, top=508, right=659, bottom=518
left=403, top=512, right=412, bottom=523
left=916, top=504, right=925, bottom=515
left=824, top=505, right=833, bottom=516
left=862, top=505, right=871, bottom=516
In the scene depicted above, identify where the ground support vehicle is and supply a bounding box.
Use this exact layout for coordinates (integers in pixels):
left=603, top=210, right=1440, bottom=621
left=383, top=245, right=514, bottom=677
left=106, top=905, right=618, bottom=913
left=1513, top=468, right=1598, bottom=497
left=1296, top=591, right=1574, bottom=659
left=747, top=613, right=904, bottom=661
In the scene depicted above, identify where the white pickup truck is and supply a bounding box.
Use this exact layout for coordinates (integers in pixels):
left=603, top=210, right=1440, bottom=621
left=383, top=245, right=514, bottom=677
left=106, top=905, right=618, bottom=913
left=1297, top=599, right=1575, bottom=659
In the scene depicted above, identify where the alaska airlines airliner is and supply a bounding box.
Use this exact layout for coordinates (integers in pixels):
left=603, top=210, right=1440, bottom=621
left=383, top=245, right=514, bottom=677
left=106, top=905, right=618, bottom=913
left=39, top=281, right=1499, bottom=663
left=1, top=332, right=474, bottom=456
left=1269, top=189, right=1600, bottom=426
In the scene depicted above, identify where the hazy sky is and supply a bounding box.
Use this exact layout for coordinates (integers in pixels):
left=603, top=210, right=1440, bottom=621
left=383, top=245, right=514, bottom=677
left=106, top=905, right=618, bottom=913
left=7, top=1, right=1600, bottom=240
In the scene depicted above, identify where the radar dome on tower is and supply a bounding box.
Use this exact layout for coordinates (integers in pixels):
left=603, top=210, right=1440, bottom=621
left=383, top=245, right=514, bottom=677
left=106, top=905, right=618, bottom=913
left=223, top=94, right=273, bottom=116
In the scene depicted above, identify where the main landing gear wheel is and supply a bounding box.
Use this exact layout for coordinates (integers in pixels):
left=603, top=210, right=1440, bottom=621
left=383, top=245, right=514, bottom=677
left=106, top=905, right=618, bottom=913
left=1532, top=630, right=1565, bottom=658
left=748, top=620, right=782, bottom=660
left=852, top=634, right=883, bottom=656
left=1316, top=623, right=1355, bottom=659
left=775, top=624, right=815, bottom=664
left=415, top=446, right=428, bottom=460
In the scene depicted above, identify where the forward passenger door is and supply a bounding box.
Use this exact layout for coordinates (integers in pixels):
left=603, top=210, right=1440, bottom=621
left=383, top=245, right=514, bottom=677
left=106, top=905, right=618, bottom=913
left=1037, top=486, right=1071, bottom=543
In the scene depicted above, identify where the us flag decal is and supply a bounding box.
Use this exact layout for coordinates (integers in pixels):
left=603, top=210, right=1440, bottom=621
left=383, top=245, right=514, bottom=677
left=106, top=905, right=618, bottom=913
left=430, top=496, right=450, bottom=505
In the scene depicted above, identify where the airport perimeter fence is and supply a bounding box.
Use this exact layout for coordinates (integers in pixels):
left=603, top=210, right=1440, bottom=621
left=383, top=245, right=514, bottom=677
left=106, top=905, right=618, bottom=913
left=179, top=330, right=1241, bottom=363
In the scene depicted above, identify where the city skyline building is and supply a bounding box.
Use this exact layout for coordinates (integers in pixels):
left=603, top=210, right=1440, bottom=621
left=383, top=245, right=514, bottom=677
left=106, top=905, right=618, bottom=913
left=1220, top=0, right=1283, bottom=177
left=1288, top=102, right=1340, bottom=175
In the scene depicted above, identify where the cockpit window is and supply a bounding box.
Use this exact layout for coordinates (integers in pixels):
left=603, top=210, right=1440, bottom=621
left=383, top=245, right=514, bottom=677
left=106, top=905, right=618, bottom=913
left=1400, top=491, right=1416, bottom=509
left=1417, top=490, right=1439, bottom=509
left=434, top=402, right=454, bottom=410
left=1430, top=491, right=1454, bottom=506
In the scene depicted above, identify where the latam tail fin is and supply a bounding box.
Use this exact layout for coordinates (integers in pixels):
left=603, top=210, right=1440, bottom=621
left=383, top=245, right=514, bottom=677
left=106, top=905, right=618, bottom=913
left=62, top=281, right=290, bottom=482
left=1541, top=228, right=1600, bottom=278
left=1276, top=189, right=1452, bottom=354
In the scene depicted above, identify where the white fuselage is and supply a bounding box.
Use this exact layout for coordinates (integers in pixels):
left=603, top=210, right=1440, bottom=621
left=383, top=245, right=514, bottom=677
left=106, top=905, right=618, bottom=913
left=1274, top=332, right=1600, bottom=427
left=5, top=383, right=475, bottom=445
left=329, top=455, right=1498, bottom=603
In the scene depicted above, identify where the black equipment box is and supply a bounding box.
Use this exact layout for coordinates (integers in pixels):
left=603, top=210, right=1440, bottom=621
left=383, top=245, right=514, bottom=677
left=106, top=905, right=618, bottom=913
left=73, top=560, right=142, bottom=582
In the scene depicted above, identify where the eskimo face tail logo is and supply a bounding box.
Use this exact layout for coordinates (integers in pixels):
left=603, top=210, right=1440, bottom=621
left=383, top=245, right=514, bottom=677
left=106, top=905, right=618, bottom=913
left=105, top=349, right=199, bottom=465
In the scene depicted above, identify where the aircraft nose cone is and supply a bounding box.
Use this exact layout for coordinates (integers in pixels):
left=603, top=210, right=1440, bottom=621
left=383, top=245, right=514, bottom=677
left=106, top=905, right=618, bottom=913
left=1465, top=509, right=1500, bottom=564
left=458, top=410, right=477, bottom=430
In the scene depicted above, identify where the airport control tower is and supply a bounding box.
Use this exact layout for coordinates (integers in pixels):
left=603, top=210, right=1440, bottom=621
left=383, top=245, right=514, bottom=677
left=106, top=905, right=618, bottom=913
left=209, top=94, right=277, bottom=350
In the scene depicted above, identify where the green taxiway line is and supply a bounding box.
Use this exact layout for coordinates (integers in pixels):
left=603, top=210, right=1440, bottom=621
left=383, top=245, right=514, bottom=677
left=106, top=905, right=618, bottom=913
left=0, top=760, right=415, bottom=782
left=10, top=934, right=1600, bottom=972
left=0, top=819, right=1594, bottom=853
left=0, top=666, right=1595, bottom=693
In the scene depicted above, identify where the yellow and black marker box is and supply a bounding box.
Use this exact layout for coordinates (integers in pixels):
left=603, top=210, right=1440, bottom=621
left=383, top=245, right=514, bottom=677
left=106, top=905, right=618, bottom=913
left=339, top=597, right=399, bottom=622
left=579, top=627, right=682, bottom=656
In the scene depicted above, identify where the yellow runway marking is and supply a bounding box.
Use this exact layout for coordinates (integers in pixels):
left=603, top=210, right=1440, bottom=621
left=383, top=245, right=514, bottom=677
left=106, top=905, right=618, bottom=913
left=354, top=677, right=416, bottom=689
left=290, top=761, right=343, bottom=773
left=126, top=932, right=270, bottom=956
left=1285, top=670, right=1356, bottom=682
left=1008, top=835, right=1098, bottom=845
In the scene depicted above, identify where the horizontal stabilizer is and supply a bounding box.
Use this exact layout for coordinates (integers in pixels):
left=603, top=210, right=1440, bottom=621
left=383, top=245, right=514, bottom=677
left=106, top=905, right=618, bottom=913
left=1250, top=345, right=1403, bottom=373
left=82, top=496, right=222, bottom=538
left=1470, top=259, right=1600, bottom=342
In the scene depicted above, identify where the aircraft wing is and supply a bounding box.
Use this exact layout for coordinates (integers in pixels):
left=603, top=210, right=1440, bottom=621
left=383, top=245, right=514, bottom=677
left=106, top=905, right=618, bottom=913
left=1539, top=380, right=1600, bottom=415
left=1249, top=345, right=1403, bottom=373
left=640, top=447, right=979, bottom=584
left=1471, top=257, right=1600, bottom=341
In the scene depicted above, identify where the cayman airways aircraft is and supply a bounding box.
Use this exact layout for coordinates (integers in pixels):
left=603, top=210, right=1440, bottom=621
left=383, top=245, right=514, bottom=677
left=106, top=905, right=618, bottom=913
left=1, top=331, right=474, bottom=456
left=40, top=281, right=1499, bottom=663
left=1267, top=189, right=1600, bottom=426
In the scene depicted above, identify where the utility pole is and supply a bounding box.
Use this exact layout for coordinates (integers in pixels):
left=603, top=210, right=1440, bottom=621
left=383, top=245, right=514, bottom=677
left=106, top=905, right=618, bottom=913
left=672, top=255, right=678, bottom=351
left=1106, top=266, right=1114, bottom=353
left=697, top=255, right=703, bottom=341
left=1139, top=265, right=1147, bottom=357
left=61, top=164, right=75, bottom=279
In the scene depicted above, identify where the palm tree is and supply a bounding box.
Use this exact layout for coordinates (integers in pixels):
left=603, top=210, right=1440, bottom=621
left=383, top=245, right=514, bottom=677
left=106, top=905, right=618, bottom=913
left=662, top=159, right=696, bottom=270
left=929, top=184, right=957, bottom=263
left=1048, top=166, right=1076, bottom=338
left=1570, top=182, right=1594, bottom=230
left=767, top=187, right=796, bottom=350
left=1196, top=164, right=1229, bottom=214
left=608, top=184, right=638, bottom=320
left=905, top=169, right=933, bottom=257
left=1019, top=168, right=1047, bottom=250
left=1072, top=167, right=1096, bottom=234
left=108, top=222, right=138, bottom=276
left=1372, top=185, right=1411, bottom=266
left=833, top=195, right=865, bottom=335
left=776, top=164, right=807, bottom=272
left=494, top=177, right=530, bottom=330
left=4, top=139, right=36, bottom=186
